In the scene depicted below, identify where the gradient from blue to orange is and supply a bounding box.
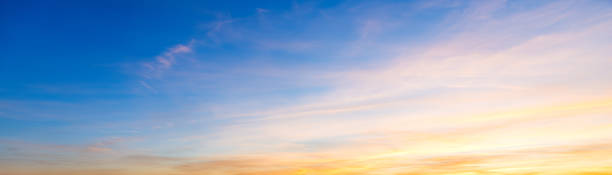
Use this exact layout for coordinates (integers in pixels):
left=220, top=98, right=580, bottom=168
left=1, top=0, right=612, bottom=175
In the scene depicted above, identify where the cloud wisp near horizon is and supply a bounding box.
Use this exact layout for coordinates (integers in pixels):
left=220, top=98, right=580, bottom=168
left=1, top=0, right=612, bottom=174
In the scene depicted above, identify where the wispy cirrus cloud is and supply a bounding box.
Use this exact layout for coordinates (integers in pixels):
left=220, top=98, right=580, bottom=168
left=140, top=40, right=194, bottom=78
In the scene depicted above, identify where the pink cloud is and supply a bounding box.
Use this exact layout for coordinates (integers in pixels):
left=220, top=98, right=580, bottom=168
left=140, top=40, right=195, bottom=79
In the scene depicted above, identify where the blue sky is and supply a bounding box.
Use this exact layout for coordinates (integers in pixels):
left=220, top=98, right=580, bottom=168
left=1, top=0, right=451, bottom=130
left=2, top=0, right=612, bottom=174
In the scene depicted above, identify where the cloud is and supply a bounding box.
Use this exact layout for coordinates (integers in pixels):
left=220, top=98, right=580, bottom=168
left=120, top=155, right=189, bottom=166
left=166, top=141, right=612, bottom=175
left=137, top=40, right=196, bottom=93
left=256, top=8, right=269, bottom=14
left=85, top=146, right=112, bottom=153
left=0, top=137, right=125, bottom=155
left=140, top=40, right=195, bottom=79
left=138, top=80, right=156, bottom=93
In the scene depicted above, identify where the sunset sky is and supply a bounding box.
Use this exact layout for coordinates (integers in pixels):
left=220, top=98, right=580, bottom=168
left=1, top=0, right=612, bottom=174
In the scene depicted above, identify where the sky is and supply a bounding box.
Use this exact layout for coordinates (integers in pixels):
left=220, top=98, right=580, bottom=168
left=1, top=0, right=612, bottom=174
